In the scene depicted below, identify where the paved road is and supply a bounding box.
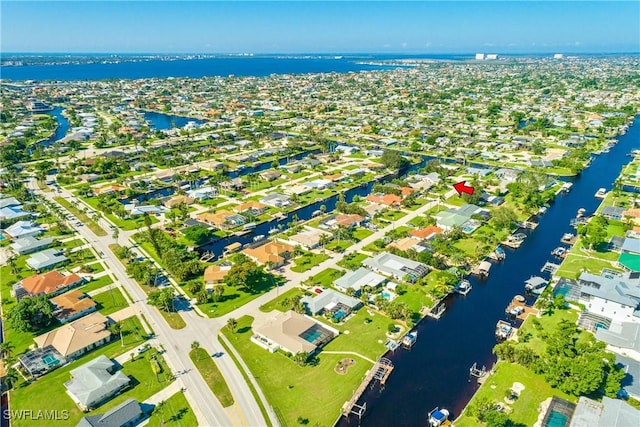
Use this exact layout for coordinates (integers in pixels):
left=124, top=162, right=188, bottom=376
left=31, top=179, right=243, bottom=427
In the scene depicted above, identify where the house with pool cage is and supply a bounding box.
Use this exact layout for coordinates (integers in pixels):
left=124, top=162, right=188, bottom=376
left=251, top=310, right=338, bottom=355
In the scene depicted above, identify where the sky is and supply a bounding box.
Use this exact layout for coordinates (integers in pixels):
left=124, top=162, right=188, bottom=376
left=2, top=1, right=639, bottom=54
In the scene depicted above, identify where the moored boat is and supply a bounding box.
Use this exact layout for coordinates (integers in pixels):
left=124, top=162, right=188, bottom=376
left=454, top=279, right=472, bottom=295
left=428, top=407, right=450, bottom=427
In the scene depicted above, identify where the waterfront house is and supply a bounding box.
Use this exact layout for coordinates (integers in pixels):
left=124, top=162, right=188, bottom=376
left=65, top=355, right=131, bottom=411
left=198, top=210, right=245, bottom=228
left=4, top=220, right=44, bottom=239
left=163, top=195, right=195, bottom=209
left=26, top=248, right=68, bottom=270
left=577, top=271, right=640, bottom=325
left=289, top=229, right=329, bottom=250
left=260, top=170, right=282, bottom=181
left=14, top=270, right=84, bottom=300
left=363, top=252, right=428, bottom=282
left=260, top=193, right=291, bottom=208
left=10, top=235, right=54, bottom=255
left=203, top=264, right=231, bottom=288
left=51, top=290, right=97, bottom=323
left=320, top=214, right=364, bottom=230
left=233, top=201, right=267, bottom=216
left=602, top=206, right=625, bottom=221
left=365, top=193, right=402, bottom=207
left=569, top=396, right=640, bottom=427
left=186, top=186, right=218, bottom=200
left=334, top=267, right=386, bottom=295
left=251, top=310, right=338, bottom=355
left=77, top=398, right=143, bottom=427
left=34, top=312, right=111, bottom=359
left=242, top=240, right=294, bottom=268
left=301, top=289, right=362, bottom=316
left=220, top=177, right=245, bottom=191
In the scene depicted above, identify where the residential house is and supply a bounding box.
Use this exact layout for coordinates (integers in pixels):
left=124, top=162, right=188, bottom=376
left=15, top=270, right=84, bottom=300
left=242, top=241, right=294, bottom=267
left=203, top=264, right=231, bottom=288
left=616, top=355, right=640, bottom=400
left=93, top=185, right=125, bottom=196
left=220, top=178, right=244, bottom=191
left=283, top=184, right=311, bottom=196
left=51, top=290, right=97, bottom=323
left=34, top=312, right=112, bottom=359
left=163, top=195, right=195, bottom=209
left=123, top=204, right=168, bottom=217
left=577, top=271, right=640, bottom=325
left=77, top=398, right=143, bottom=427
left=569, top=396, right=640, bottom=427
left=301, top=289, right=362, bottom=316
left=233, top=201, right=267, bottom=216
left=289, top=229, right=329, bottom=250
left=363, top=252, right=429, bottom=281
left=409, top=226, right=443, bottom=241
left=494, top=168, right=521, bottom=183
left=0, top=204, right=30, bottom=222
left=251, top=310, right=338, bottom=355
left=198, top=210, right=245, bottom=228
left=186, top=186, right=218, bottom=200
left=321, top=214, right=364, bottom=230
left=26, top=248, right=68, bottom=270
left=334, top=267, right=386, bottom=295
left=602, top=206, right=625, bottom=221
left=10, top=235, right=54, bottom=255
left=65, top=355, right=131, bottom=411
left=303, top=179, right=333, bottom=190
left=260, top=193, right=291, bottom=208
left=387, top=237, right=421, bottom=252
left=3, top=220, right=44, bottom=239
left=365, top=193, right=402, bottom=207
left=0, top=196, right=21, bottom=209
left=260, top=170, right=282, bottom=181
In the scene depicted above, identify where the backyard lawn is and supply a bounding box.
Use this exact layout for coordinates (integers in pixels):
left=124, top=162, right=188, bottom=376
left=555, top=253, right=622, bottom=279
left=455, top=362, right=576, bottom=427
left=222, top=316, right=371, bottom=427
left=189, top=348, right=234, bottom=408
left=336, top=252, right=368, bottom=270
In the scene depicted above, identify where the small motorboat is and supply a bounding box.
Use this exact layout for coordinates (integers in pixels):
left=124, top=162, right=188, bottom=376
left=428, top=407, right=450, bottom=427
left=454, top=279, right=472, bottom=295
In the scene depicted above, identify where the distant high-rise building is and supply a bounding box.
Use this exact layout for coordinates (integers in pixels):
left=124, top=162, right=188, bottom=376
left=475, top=53, right=485, bottom=60
left=486, top=54, right=498, bottom=60
left=553, top=53, right=564, bottom=59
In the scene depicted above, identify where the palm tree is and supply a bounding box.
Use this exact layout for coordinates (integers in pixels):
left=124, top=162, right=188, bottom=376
left=112, top=228, right=120, bottom=240
left=226, top=318, right=238, bottom=334
left=0, top=341, right=14, bottom=359
left=191, top=341, right=201, bottom=360
left=108, top=321, right=124, bottom=346
left=213, top=285, right=224, bottom=302
left=7, top=255, right=18, bottom=275
left=3, top=367, right=19, bottom=391
left=155, top=400, right=167, bottom=425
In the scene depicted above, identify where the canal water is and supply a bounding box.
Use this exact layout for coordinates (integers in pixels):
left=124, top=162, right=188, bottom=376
left=40, top=107, right=71, bottom=146
left=142, top=111, right=205, bottom=130
left=338, top=117, right=640, bottom=427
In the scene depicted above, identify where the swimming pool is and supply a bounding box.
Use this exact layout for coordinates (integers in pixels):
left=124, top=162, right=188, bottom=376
left=333, top=310, right=347, bottom=321
left=544, top=410, right=569, bottom=427
left=381, top=291, right=391, bottom=300
left=43, top=354, right=60, bottom=367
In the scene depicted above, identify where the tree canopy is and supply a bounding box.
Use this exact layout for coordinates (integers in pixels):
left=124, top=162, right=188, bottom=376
left=7, top=295, right=55, bottom=332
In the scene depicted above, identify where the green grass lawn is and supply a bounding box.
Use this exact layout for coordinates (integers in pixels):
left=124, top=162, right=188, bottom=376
left=156, top=308, right=187, bottom=329
left=323, top=309, right=390, bottom=361
left=11, top=317, right=150, bottom=426
left=394, top=285, right=434, bottom=314
left=80, top=274, right=115, bottom=293
left=555, top=253, right=622, bottom=279
left=222, top=316, right=371, bottom=427
left=54, top=197, right=106, bottom=236
left=325, top=239, right=353, bottom=252
left=62, top=238, right=85, bottom=249
left=352, top=227, right=374, bottom=241
left=378, top=209, right=407, bottom=222
left=259, top=287, right=305, bottom=313
left=516, top=308, right=583, bottom=354
left=305, top=268, right=345, bottom=287
left=336, top=252, right=368, bottom=270
left=189, top=348, right=234, bottom=407
left=198, top=274, right=281, bottom=318
left=454, top=238, right=481, bottom=258
left=455, top=362, right=576, bottom=427
left=85, top=261, right=105, bottom=273
left=290, top=252, right=330, bottom=273
left=93, top=286, right=129, bottom=315
left=145, top=390, right=197, bottom=427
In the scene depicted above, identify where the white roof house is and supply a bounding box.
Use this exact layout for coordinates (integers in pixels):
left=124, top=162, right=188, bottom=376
left=26, top=248, right=68, bottom=270
left=4, top=221, right=44, bottom=239
left=334, top=267, right=386, bottom=293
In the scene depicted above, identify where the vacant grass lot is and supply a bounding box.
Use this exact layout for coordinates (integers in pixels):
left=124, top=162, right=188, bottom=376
left=80, top=274, right=115, bottom=293
left=305, top=268, right=345, bottom=287
left=222, top=316, right=371, bottom=427
left=189, top=348, right=234, bottom=408
left=336, top=252, right=368, bottom=270
left=259, top=287, right=305, bottom=313
left=290, top=252, right=329, bottom=273
left=93, top=286, right=128, bottom=315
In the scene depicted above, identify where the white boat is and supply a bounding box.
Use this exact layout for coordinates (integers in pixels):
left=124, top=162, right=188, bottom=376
left=401, top=331, right=418, bottom=348
left=268, top=228, right=278, bottom=235
left=428, top=407, right=450, bottom=427
left=454, top=279, right=472, bottom=295
left=577, top=208, right=586, bottom=218
left=496, top=320, right=514, bottom=341
left=253, top=234, right=265, bottom=242
left=243, top=222, right=256, bottom=230
left=595, top=188, right=607, bottom=199
left=524, top=276, right=549, bottom=295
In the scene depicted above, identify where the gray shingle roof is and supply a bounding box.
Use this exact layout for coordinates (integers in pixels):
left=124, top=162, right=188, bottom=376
left=77, top=399, right=142, bottom=427
left=65, top=355, right=130, bottom=409
left=334, top=267, right=386, bottom=292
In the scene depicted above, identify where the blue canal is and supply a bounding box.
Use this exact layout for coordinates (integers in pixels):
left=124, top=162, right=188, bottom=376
left=40, top=107, right=71, bottom=146
left=142, top=111, right=204, bottom=130
left=337, top=117, right=640, bottom=427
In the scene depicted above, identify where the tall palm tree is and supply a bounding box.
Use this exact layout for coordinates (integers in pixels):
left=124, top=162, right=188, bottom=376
left=3, top=367, right=19, bottom=391
left=155, top=400, right=166, bottom=425
left=0, top=341, right=14, bottom=359
left=191, top=341, right=201, bottom=360
left=226, top=318, right=238, bottom=334
left=108, top=321, right=124, bottom=346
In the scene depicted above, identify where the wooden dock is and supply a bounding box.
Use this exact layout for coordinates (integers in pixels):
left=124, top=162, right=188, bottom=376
left=541, top=262, right=560, bottom=274
left=342, top=358, right=394, bottom=420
